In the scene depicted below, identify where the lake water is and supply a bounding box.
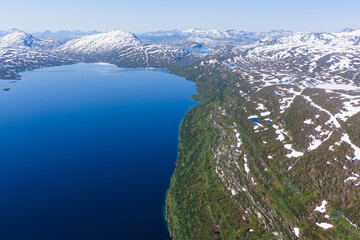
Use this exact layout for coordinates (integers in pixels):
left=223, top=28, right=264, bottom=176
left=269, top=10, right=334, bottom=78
left=0, top=63, right=197, bottom=240
left=185, top=47, right=213, bottom=53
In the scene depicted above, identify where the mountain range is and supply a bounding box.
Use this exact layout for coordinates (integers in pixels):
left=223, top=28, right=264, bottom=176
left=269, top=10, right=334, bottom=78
left=1, top=27, right=359, bottom=79
left=0, top=27, right=360, bottom=239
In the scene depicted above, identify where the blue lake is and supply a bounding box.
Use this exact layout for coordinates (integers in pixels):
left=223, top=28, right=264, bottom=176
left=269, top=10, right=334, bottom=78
left=249, top=117, right=262, bottom=124
left=0, top=63, right=197, bottom=240
left=226, top=64, right=247, bottom=67
left=185, top=47, right=212, bottom=53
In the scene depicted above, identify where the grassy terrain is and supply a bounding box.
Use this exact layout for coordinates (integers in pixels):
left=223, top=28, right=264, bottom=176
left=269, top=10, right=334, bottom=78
left=166, top=64, right=360, bottom=239
left=166, top=67, right=273, bottom=239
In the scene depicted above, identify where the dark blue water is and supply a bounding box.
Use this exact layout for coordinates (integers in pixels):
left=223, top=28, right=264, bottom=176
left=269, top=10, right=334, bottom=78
left=0, top=63, right=197, bottom=240
left=249, top=117, right=261, bottom=124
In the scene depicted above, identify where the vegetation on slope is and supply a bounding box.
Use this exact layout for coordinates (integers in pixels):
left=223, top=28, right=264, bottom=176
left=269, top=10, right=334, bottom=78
left=166, top=65, right=360, bottom=239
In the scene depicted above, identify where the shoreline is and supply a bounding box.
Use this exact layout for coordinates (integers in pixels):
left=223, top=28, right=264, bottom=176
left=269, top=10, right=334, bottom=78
left=164, top=91, right=199, bottom=239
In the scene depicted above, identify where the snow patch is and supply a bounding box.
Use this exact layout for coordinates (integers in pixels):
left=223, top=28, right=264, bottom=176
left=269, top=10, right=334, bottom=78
left=284, top=144, right=304, bottom=158
left=341, top=133, right=360, bottom=160
left=244, top=154, right=250, bottom=174
left=314, top=200, right=327, bottom=213
left=316, top=222, right=333, bottom=229
left=304, top=119, right=313, bottom=125
left=293, top=227, right=300, bottom=237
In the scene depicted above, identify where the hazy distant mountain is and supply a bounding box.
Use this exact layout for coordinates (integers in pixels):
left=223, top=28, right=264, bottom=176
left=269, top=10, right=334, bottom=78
left=0, top=28, right=26, bottom=37
left=340, top=28, right=355, bottom=33
left=32, top=30, right=101, bottom=43
left=0, top=32, right=61, bottom=49
left=0, top=32, right=41, bottom=48
left=138, top=28, right=292, bottom=49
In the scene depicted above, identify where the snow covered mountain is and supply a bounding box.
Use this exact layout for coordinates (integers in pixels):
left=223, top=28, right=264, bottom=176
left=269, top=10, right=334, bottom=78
left=181, top=28, right=232, bottom=39
left=58, top=29, right=192, bottom=67
left=208, top=29, right=360, bottom=80
left=1, top=27, right=360, bottom=79
left=138, top=28, right=291, bottom=49
left=0, top=32, right=73, bottom=79
left=0, top=32, right=42, bottom=48
left=141, top=28, right=290, bottom=40
left=60, top=30, right=141, bottom=55
left=0, top=32, right=61, bottom=49
left=0, top=28, right=26, bottom=37
left=274, top=30, right=360, bottom=47
left=0, top=29, right=193, bottom=78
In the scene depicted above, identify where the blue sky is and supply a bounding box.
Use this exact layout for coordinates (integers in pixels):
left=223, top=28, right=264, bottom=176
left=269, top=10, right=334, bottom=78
left=1, top=0, right=360, bottom=33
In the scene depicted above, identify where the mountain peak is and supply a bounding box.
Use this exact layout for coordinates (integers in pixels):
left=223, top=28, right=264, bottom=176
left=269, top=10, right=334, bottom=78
left=181, top=28, right=230, bottom=39
left=336, top=28, right=360, bottom=37
left=60, top=29, right=141, bottom=55
left=340, top=28, right=354, bottom=33
left=0, top=32, right=40, bottom=48
left=92, top=29, right=138, bottom=40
